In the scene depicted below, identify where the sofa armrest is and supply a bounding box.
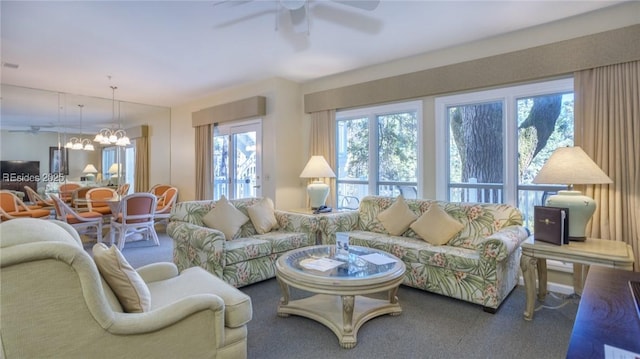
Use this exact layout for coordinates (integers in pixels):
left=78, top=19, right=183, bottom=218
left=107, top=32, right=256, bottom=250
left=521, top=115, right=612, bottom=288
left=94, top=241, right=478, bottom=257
left=167, top=221, right=226, bottom=277
left=317, top=211, right=360, bottom=244
left=136, top=262, right=179, bottom=283
left=274, top=210, right=319, bottom=241
left=477, top=225, right=530, bottom=262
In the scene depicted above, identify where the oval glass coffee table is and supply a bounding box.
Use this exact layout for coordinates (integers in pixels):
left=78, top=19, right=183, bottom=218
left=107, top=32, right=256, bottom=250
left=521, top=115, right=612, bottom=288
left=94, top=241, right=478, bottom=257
left=275, top=245, right=406, bottom=349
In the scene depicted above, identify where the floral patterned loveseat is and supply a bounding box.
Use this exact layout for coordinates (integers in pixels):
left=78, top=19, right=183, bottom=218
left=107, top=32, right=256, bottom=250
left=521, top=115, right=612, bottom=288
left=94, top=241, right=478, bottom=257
left=319, top=196, right=529, bottom=312
left=167, top=198, right=318, bottom=288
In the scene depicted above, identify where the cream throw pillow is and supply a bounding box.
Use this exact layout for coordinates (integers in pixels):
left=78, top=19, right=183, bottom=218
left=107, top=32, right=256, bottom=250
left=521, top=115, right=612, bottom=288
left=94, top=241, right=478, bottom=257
left=247, top=197, right=278, bottom=234
left=92, top=243, right=151, bottom=313
left=202, top=195, right=249, bottom=240
left=410, top=204, right=464, bottom=246
left=376, top=195, right=418, bottom=236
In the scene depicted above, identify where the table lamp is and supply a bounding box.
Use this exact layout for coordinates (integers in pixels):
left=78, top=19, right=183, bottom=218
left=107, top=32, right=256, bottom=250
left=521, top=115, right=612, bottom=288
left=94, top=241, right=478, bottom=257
left=299, top=156, right=336, bottom=209
left=83, top=164, right=98, bottom=181
left=533, top=146, right=612, bottom=241
left=108, top=163, right=121, bottom=185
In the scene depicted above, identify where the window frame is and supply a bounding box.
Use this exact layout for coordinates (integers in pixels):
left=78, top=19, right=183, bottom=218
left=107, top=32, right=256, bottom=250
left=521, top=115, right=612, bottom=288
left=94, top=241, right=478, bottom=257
left=434, top=78, right=574, bottom=206
left=335, top=100, right=423, bottom=205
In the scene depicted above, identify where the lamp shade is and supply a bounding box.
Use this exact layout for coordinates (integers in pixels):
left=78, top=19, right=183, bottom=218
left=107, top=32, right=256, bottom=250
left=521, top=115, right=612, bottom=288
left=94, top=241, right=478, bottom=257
left=83, top=164, right=98, bottom=174
left=532, top=146, right=612, bottom=186
left=533, top=146, right=612, bottom=241
left=299, top=156, right=336, bottom=179
left=108, top=163, right=121, bottom=175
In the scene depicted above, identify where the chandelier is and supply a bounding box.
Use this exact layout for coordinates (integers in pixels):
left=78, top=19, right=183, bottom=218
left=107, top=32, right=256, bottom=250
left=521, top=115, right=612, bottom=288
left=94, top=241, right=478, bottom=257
left=65, top=104, right=95, bottom=151
left=94, top=85, right=130, bottom=146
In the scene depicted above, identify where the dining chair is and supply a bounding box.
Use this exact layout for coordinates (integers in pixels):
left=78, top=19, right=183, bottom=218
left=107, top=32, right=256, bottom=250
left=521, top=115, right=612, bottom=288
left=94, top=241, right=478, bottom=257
left=50, top=194, right=103, bottom=243
left=110, top=192, right=159, bottom=250
left=154, top=186, right=178, bottom=228
left=115, top=183, right=130, bottom=196
left=0, top=190, right=50, bottom=219
left=149, top=184, right=172, bottom=198
left=23, top=186, right=54, bottom=209
left=71, top=186, right=94, bottom=211
left=58, top=183, right=82, bottom=203
left=86, top=187, right=117, bottom=218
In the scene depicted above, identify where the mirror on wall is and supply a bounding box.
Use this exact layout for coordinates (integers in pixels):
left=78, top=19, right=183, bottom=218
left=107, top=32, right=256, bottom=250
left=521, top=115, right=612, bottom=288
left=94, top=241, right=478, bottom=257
left=0, top=84, right=171, bottom=193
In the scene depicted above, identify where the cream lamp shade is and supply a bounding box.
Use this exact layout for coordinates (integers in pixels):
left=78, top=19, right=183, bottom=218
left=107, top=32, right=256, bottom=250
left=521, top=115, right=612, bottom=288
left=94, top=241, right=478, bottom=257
left=83, top=164, right=98, bottom=174
left=533, top=146, right=612, bottom=241
left=300, top=156, right=336, bottom=209
left=83, top=164, right=98, bottom=181
left=108, top=163, right=121, bottom=178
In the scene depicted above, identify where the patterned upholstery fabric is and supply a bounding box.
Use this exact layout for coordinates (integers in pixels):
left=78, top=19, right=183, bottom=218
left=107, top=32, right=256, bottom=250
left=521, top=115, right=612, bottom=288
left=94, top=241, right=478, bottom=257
left=168, top=198, right=317, bottom=287
left=317, top=196, right=529, bottom=311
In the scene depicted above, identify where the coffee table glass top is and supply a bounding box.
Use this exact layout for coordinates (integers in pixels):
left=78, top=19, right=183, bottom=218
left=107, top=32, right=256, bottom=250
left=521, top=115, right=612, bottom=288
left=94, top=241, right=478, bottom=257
left=281, top=245, right=403, bottom=280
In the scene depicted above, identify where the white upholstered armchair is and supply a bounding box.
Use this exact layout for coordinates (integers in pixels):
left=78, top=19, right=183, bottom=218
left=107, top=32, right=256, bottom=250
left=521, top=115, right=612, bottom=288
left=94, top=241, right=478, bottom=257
left=0, top=218, right=252, bottom=359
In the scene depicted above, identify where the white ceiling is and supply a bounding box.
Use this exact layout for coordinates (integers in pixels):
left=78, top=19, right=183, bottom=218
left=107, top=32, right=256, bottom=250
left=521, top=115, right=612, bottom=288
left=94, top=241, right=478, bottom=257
left=0, top=0, right=627, bottom=131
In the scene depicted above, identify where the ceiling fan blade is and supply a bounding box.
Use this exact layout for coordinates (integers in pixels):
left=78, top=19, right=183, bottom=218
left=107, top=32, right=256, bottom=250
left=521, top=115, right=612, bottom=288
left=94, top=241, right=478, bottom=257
left=332, top=0, right=380, bottom=11
left=312, top=3, right=382, bottom=34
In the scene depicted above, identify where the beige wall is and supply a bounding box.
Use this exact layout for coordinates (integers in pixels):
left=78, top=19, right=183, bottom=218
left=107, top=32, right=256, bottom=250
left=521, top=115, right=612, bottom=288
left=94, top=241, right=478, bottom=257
left=170, top=78, right=306, bottom=209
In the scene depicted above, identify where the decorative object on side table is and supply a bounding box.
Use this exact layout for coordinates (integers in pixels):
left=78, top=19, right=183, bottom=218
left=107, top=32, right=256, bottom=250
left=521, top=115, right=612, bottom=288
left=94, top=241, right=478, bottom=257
left=299, top=155, right=336, bottom=209
left=532, top=146, right=612, bottom=241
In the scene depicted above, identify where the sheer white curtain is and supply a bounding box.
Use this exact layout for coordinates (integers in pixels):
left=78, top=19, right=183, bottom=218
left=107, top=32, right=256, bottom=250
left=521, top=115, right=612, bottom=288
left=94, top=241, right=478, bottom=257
left=575, top=60, right=640, bottom=271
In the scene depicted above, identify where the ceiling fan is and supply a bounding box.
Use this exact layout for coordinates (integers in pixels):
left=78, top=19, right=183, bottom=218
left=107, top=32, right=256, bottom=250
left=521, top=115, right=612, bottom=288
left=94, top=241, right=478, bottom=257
left=213, top=0, right=381, bottom=35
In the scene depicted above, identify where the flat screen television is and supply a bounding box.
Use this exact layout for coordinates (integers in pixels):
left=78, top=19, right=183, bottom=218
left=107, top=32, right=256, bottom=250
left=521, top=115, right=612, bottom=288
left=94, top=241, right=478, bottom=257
left=0, top=160, right=40, bottom=193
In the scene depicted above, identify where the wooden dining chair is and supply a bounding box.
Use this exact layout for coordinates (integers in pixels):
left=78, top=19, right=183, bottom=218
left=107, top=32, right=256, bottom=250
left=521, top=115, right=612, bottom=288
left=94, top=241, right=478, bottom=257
left=58, top=183, right=81, bottom=203
left=0, top=190, right=50, bottom=219
left=23, top=186, right=54, bottom=209
left=116, top=183, right=130, bottom=196
left=50, top=194, right=103, bottom=243
left=154, top=186, right=178, bottom=228
left=110, top=192, right=158, bottom=250
left=149, top=184, right=172, bottom=198
left=71, top=186, right=94, bottom=211
left=86, top=187, right=117, bottom=218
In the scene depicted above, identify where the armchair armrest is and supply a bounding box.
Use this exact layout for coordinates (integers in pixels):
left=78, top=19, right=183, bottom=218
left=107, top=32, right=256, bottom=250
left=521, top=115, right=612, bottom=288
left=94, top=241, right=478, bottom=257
left=167, top=221, right=226, bottom=277
left=136, top=262, right=179, bottom=283
left=317, top=211, right=359, bottom=244
left=107, top=294, right=227, bottom=348
left=477, top=225, right=530, bottom=262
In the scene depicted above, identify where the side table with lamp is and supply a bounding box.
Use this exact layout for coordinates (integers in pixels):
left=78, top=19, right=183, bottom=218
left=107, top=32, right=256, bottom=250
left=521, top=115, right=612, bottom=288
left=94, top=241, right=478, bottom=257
left=521, top=146, right=635, bottom=320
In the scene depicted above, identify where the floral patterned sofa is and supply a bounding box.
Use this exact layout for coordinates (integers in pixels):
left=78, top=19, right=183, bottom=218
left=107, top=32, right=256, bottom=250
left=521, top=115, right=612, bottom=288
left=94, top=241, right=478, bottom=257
left=318, top=196, right=529, bottom=312
left=167, top=198, right=318, bottom=288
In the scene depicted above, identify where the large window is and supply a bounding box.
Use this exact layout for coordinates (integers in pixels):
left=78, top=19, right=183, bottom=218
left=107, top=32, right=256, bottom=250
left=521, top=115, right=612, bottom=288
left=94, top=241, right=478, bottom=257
left=335, top=101, right=421, bottom=209
left=435, top=78, right=574, bottom=228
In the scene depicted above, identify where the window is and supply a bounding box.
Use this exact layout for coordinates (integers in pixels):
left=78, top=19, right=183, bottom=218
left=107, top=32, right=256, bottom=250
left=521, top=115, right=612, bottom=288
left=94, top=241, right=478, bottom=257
left=335, top=101, right=422, bottom=209
left=102, top=144, right=135, bottom=192
left=435, top=78, right=574, bottom=229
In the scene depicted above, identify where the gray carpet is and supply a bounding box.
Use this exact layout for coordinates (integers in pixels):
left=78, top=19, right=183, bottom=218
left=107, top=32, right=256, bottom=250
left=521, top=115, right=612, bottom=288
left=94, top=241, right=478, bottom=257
left=100, top=231, right=577, bottom=359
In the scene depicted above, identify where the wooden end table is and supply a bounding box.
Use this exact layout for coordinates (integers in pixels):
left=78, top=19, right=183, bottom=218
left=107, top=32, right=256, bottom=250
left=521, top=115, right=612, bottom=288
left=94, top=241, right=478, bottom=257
left=520, top=236, right=634, bottom=320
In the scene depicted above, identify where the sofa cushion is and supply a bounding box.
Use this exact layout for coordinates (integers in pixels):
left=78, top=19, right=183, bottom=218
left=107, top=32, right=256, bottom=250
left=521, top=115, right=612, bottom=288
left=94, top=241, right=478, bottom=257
left=410, top=203, right=464, bottom=245
left=146, top=266, right=252, bottom=328
left=247, top=197, right=278, bottom=234
left=224, top=237, right=272, bottom=266
left=92, top=243, right=151, bottom=313
left=202, top=195, right=249, bottom=240
left=376, top=195, right=418, bottom=236
left=254, top=231, right=315, bottom=254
